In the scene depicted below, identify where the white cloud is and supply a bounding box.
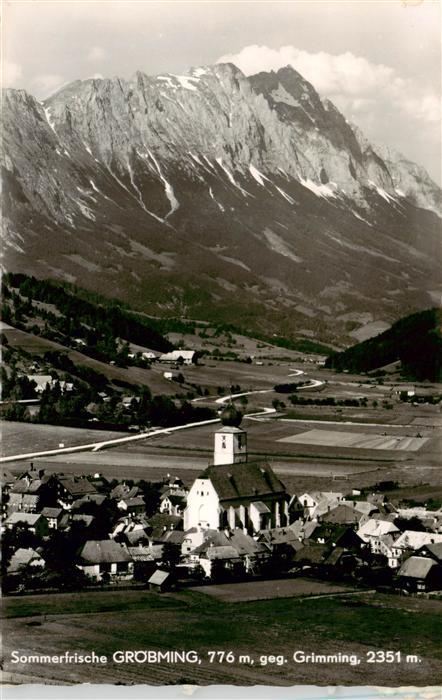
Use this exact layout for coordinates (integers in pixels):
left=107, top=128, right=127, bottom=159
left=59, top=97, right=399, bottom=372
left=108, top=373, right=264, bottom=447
left=87, top=46, right=107, bottom=62
left=217, top=44, right=440, bottom=128
left=1, top=60, right=23, bottom=88
left=216, top=44, right=440, bottom=181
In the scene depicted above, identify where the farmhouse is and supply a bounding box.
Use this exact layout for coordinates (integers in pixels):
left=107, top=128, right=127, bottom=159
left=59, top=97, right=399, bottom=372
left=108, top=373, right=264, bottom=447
left=7, top=548, right=45, bottom=575
left=77, top=540, right=134, bottom=581
left=159, top=350, right=196, bottom=365
left=40, top=507, right=63, bottom=529
left=357, top=519, right=399, bottom=554
left=4, top=512, right=49, bottom=537
left=184, top=406, right=289, bottom=533
left=397, top=556, right=442, bottom=592
left=54, top=476, right=99, bottom=509
left=160, top=492, right=187, bottom=516
left=393, top=530, right=442, bottom=556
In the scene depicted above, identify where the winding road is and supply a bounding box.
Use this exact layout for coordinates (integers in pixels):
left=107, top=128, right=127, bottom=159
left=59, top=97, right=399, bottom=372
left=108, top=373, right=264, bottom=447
left=1, top=367, right=324, bottom=465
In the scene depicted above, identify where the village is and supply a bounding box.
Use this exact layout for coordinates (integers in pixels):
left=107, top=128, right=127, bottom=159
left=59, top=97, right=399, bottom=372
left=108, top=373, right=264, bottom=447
left=3, top=402, right=442, bottom=598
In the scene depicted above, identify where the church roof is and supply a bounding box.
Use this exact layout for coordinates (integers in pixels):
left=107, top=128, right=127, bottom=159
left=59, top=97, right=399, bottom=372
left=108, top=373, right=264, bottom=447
left=199, top=461, right=286, bottom=502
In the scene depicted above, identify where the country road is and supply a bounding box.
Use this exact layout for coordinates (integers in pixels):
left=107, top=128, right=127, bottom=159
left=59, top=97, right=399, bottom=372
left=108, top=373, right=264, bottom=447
left=0, top=367, right=323, bottom=465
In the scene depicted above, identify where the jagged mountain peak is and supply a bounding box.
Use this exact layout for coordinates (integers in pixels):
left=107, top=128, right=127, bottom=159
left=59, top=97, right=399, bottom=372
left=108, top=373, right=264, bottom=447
left=2, top=62, right=441, bottom=344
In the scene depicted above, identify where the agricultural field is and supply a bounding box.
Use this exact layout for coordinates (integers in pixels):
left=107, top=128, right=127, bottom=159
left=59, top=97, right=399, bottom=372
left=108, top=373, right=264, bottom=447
left=1, top=422, right=127, bottom=459
left=2, top=588, right=441, bottom=686
left=279, top=429, right=429, bottom=451
left=191, top=577, right=356, bottom=602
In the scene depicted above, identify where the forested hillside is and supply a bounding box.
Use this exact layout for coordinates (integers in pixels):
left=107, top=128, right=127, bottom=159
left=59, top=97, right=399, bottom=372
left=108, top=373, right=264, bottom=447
left=325, top=308, right=442, bottom=381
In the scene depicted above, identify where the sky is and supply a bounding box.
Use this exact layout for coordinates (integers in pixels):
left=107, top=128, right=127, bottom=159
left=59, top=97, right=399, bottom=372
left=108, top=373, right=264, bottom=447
left=3, top=0, right=441, bottom=183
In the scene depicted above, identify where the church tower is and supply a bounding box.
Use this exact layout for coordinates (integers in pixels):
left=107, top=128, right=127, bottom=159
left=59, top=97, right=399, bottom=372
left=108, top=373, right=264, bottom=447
left=213, top=404, right=247, bottom=465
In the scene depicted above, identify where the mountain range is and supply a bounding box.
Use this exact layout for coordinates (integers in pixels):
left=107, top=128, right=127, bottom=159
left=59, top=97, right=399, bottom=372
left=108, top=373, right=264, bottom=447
left=2, top=62, right=441, bottom=345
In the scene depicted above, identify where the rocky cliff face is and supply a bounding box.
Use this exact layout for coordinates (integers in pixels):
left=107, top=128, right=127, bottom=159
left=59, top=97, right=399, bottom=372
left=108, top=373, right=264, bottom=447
left=2, top=64, right=441, bottom=344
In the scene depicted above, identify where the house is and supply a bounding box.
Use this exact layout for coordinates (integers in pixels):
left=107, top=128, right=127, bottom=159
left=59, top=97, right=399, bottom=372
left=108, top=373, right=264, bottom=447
left=25, top=374, right=53, bottom=393
left=199, top=545, right=243, bottom=578
left=188, top=528, right=269, bottom=577
left=7, top=469, right=54, bottom=514
left=77, top=540, right=134, bottom=581
left=111, top=515, right=151, bottom=542
left=71, top=513, right=95, bottom=529
left=7, top=548, right=45, bottom=575
left=117, top=496, right=146, bottom=515
left=357, top=519, right=400, bottom=554
left=397, top=556, right=442, bottom=592
left=141, top=351, right=157, bottom=361
left=184, top=408, right=289, bottom=534
left=54, top=476, right=98, bottom=509
left=110, top=483, right=142, bottom=501
left=40, top=507, right=63, bottom=529
left=148, top=513, right=183, bottom=539
left=377, top=534, right=402, bottom=568
left=297, top=491, right=343, bottom=519
left=148, top=569, right=174, bottom=592
left=71, top=493, right=107, bottom=510
left=160, top=492, right=187, bottom=516
left=4, top=513, right=49, bottom=537
left=393, top=531, right=442, bottom=557
left=319, top=503, right=367, bottom=526
left=159, top=350, right=196, bottom=365
left=291, top=544, right=329, bottom=569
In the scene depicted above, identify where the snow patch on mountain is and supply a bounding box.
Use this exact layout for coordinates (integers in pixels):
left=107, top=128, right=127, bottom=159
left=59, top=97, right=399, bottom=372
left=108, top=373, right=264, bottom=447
left=275, top=186, right=295, bottom=204
left=216, top=157, right=250, bottom=197
left=147, top=150, right=180, bottom=218
left=209, top=187, right=225, bottom=212
left=300, top=178, right=337, bottom=199
left=249, top=164, right=269, bottom=186
left=263, top=228, right=302, bottom=263
left=44, top=107, right=57, bottom=134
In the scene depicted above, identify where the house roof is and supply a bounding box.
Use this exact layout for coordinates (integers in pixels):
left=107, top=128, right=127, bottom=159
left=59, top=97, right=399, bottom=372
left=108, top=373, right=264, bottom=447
left=200, top=461, right=286, bottom=502
left=41, top=507, right=63, bottom=519
left=259, top=527, right=300, bottom=545
left=357, top=519, right=399, bottom=540
left=126, top=529, right=150, bottom=545
left=160, top=530, right=185, bottom=545
left=79, top=540, right=132, bottom=564
left=10, top=479, right=44, bottom=494
left=205, top=545, right=241, bottom=560
left=8, top=548, right=44, bottom=573
left=191, top=529, right=269, bottom=558
left=5, top=513, right=44, bottom=526
left=58, top=477, right=98, bottom=498
left=127, top=546, right=156, bottom=561
left=148, top=569, right=171, bottom=585
left=120, top=496, right=146, bottom=508
left=159, top=350, right=195, bottom=361
left=417, top=543, right=442, bottom=561
left=324, top=547, right=347, bottom=566
left=394, top=531, right=442, bottom=550
left=72, top=494, right=106, bottom=509
left=110, top=484, right=141, bottom=500
left=320, top=504, right=362, bottom=525
left=398, top=556, right=437, bottom=579
left=72, top=514, right=95, bottom=527
left=292, top=544, right=329, bottom=564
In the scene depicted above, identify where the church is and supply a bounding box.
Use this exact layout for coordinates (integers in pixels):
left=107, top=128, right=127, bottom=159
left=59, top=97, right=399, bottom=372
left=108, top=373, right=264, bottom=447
left=184, top=405, right=289, bottom=534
